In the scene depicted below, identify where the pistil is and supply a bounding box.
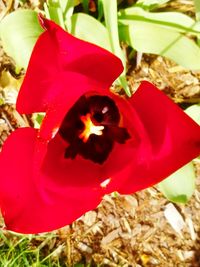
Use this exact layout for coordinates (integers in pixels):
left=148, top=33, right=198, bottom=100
left=79, top=113, right=104, bottom=143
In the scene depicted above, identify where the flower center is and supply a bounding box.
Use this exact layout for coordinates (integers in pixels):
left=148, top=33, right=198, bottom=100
left=59, top=95, right=130, bottom=164
left=79, top=113, right=104, bottom=143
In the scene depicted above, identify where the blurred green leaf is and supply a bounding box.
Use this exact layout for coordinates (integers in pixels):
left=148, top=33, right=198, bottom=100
left=59, top=0, right=79, bottom=13
left=101, top=0, right=122, bottom=56
left=157, top=163, right=196, bottom=203
left=136, top=0, right=171, bottom=10
left=100, top=0, right=131, bottom=96
left=118, top=7, right=200, bottom=36
left=119, top=22, right=200, bottom=69
left=185, top=104, right=200, bottom=125
left=97, top=0, right=104, bottom=21
left=62, top=0, right=79, bottom=31
left=194, top=0, right=200, bottom=21
left=82, top=0, right=89, bottom=13
left=70, top=13, right=111, bottom=50
left=193, top=0, right=200, bottom=45
left=0, top=10, right=43, bottom=69
left=33, top=113, right=45, bottom=128
left=44, top=0, right=65, bottom=29
left=137, top=0, right=170, bottom=5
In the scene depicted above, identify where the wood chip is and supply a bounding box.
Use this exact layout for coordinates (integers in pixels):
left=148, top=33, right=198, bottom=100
left=186, top=217, right=196, bottom=241
left=82, top=211, right=96, bottom=227
left=101, top=228, right=121, bottom=245
left=77, top=242, right=92, bottom=254
left=164, top=203, right=185, bottom=235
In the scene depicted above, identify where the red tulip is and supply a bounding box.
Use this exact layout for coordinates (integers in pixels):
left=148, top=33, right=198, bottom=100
left=0, top=15, right=200, bottom=234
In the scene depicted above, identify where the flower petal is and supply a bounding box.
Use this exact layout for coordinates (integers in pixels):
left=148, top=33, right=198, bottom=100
left=38, top=72, right=105, bottom=141
left=106, top=81, right=200, bottom=194
left=17, top=15, right=123, bottom=114
left=38, top=84, right=140, bottom=186
left=0, top=128, right=103, bottom=233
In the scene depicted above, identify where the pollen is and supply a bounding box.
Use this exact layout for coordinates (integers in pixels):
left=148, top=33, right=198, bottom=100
left=79, top=113, right=104, bottom=143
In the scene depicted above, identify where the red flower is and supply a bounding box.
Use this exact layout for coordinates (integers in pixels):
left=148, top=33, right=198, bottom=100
left=0, top=15, right=200, bottom=234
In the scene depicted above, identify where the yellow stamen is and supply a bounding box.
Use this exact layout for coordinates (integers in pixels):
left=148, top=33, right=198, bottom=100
left=79, top=113, right=104, bottom=143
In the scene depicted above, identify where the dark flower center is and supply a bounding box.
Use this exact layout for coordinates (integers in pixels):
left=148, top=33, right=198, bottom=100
left=59, top=95, right=130, bottom=164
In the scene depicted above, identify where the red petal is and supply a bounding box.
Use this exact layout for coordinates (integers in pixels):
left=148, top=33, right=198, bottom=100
left=106, top=81, right=200, bottom=194
left=17, top=15, right=123, bottom=114
left=39, top=84, right=139, bottom=182
left=0, top=128, right=103, bottom=233
left=38, top=72, right=106, bottom=141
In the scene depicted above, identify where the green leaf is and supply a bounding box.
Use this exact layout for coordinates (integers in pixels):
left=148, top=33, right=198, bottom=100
left=32, top=113, right=45, bottom=128
left=62, top=0, right=80, bottom=32
left=101, top=0, right=123, bottom=57
left=137, top=0, right=170, bottom=5
left=82, top=0, right=89, bottom=13
left=70, top=13, right=111, bottom=51
left=97, top=0, right=104, bottom=21
left=185, top=104, right=200, bottom=125
left=194, top=0, right=200, bottom=21
left=193, top=0, right=200, bottom=45
left=118, top=7, right=200, bottom=36
left=157, top=163, right=196, bottom=203
left=100, top=0, right=131, bottom=96
left=0, top=10, right=43, bottom=69
left=119, top=22, right=200, bottom=70
left=44, top=0, right=65, bottom=29
left=59, top=0, right=79, bottom=14
left=136, top=0, right=171, bottom=10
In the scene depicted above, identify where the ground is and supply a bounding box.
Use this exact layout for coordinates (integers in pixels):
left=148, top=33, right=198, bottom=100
left=0, top=0, right=200, bottom=266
